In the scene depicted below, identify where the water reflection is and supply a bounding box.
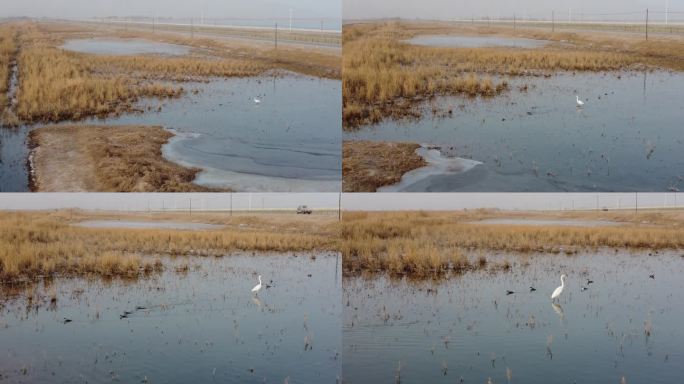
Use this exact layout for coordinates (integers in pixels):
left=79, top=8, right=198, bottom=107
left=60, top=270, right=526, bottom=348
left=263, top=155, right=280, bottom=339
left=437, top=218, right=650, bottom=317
left=0, top=252, right=341, bottom=383
left=343, top=251, right=684, bottom=383
left=347, top=71, right=684, bottom=192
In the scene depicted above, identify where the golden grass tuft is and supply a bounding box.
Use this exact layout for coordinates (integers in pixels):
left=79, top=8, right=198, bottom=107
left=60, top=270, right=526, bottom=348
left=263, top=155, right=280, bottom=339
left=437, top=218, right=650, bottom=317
left=343, top=140, right=427, bottom=192
left=16, top=44, right=182, bottom=122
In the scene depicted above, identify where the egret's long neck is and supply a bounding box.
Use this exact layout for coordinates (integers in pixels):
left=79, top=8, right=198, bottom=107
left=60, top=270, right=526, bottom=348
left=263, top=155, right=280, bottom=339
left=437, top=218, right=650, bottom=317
left=561, top=277, right=565, bottom=287
left=258, top=276, right=262, bottom=284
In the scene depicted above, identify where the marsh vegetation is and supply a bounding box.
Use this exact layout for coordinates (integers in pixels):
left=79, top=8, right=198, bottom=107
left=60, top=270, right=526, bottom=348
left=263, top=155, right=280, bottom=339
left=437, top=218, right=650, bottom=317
left=340, top=210, right=684, bottom=277
left=0, top=211, right=336, bottom=283
left=342, top=20, right=684, bottom=129
left=344, top=250, right=684, bottom=383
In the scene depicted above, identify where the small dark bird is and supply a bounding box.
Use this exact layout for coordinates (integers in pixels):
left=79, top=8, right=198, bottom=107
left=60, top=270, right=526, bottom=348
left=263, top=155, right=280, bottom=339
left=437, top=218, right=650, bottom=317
left=581, top=286, right=588, bottom=292
left=586, top=279, right=594, bottom=284
left=135, top=306, right=146, bottom=310
left=529, top=287, right=537, bottom=292
left=307, top=274, right=312, bottom=277
left=649, top=274, right=655, bottom=279
left=506, top=290, right=514, bottom=295
left=63, top=318, right=72, bottom=324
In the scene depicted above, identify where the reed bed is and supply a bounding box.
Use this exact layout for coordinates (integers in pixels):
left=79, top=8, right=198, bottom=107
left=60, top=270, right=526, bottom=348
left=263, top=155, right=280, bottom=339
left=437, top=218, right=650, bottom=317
left=0, top=24, right=18, bottom=122
left=3, top=208, right=683, bottom=282
left=0, top=211, right=335, bottom=283
left=16, top=44, right=181, bottom=122
left=342, top=20, right=684, bottom=129
left=12, top=22, right=271, bottom=123
left=341, top=211, right=684, bottom=277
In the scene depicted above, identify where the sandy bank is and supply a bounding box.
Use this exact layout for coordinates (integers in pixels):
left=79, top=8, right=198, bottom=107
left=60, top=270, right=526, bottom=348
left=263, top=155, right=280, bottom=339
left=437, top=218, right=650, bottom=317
left=28, top=125, right=214, bottom=192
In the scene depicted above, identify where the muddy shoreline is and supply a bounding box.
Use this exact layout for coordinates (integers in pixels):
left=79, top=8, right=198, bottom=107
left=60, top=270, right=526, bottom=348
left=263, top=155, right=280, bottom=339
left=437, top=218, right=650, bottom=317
left=28, top=125, right=215, bottom=192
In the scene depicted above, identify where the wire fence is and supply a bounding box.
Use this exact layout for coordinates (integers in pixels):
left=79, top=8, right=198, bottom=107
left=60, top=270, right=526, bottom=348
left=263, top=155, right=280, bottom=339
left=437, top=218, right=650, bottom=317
left=342, top=193, right=684, bottom=212
left=62, top=16, right=341, bottom=47
left=452, top=8, right=684, bottom=38
left=0, top=193, right=342, bottom=217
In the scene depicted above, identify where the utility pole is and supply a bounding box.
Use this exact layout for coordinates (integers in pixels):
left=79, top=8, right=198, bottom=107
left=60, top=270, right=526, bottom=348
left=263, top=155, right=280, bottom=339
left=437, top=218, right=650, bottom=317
left=289, top=8, right=293, bottom=32
left=513, top=13, right=516, bottom=30
left=666, top=0, right=669, bottom=25
left=635, top=192, right=639, bottom=214
left=552, top=10, right=555, bottom=32
left=275, top=22, right=278, bottom=49
left=191, top=17, right=194, bottom=38
left=645, top=9, right=649, bottom=40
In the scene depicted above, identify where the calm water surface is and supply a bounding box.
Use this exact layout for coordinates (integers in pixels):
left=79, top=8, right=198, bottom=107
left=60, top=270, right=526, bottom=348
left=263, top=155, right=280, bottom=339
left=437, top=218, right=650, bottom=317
left=0, top=252, right=341, bottom=383
left=75, top=220, right=225, bottom=230
left=343, top=251, right=684, bottom=383
left=347, top=71, right=684, bottom=192
left=0, top=73, right=341, bottom=192
left=61, top=38, right=191, bottom=56
left=405, top=35, right=549, bottom=48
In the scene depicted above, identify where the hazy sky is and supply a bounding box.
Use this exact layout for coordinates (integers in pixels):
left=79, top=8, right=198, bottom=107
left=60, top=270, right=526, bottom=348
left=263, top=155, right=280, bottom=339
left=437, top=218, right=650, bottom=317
left=0, top=193, right=680, bottom=212
left=0, top=0, right=340, bottom=19
left=344, top=0, right=684, bottom=21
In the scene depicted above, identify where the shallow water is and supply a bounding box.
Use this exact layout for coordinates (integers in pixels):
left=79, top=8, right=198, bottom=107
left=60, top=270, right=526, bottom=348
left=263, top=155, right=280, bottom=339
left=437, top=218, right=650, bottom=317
left=75, top=220, right=225, bottom=230
left=343, top=251, right=684, bottom=384
left=0, top=252, right=341, bottom=383
left=0, top=73, right=341, bottom=192
left=470, top=218, right=623, bottom=227
left=61, top=38, right=191, bottom=56
left=406, top=35, right=549, bottom=48
left=347, top=71, right=684, bottom=192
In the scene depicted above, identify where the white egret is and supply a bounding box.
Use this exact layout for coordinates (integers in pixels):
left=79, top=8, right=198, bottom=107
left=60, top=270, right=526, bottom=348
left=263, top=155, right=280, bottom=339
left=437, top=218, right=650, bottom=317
left=251, top=275, right=262, bottom=295
left=575, top=95, right=585, bottom=107
left=551, top=274, right=566, bottom=302
left=253, top=97, right=261, bottom=104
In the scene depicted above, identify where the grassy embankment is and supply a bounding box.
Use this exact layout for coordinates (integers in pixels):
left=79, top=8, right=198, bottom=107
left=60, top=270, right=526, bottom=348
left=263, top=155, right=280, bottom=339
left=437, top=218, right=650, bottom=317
left=29, top=125, right=214, bottom=192
left=343, top=21, right=684, bottom=129
left=341, top=210, right=684, bottom=277
left=342, top=140, right=426, bottom=192
left=0, top=211, right=337, bottom=283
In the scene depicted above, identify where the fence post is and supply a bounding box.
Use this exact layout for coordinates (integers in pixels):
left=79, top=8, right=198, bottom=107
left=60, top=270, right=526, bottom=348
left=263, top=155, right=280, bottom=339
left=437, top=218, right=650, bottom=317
left=191, top=17, right=194, bottom=38
left=275, top=22, right=278, bottom=49
left=552, top=11, right=555, bottom=32
left=645, top=9, right=649, bottom=40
